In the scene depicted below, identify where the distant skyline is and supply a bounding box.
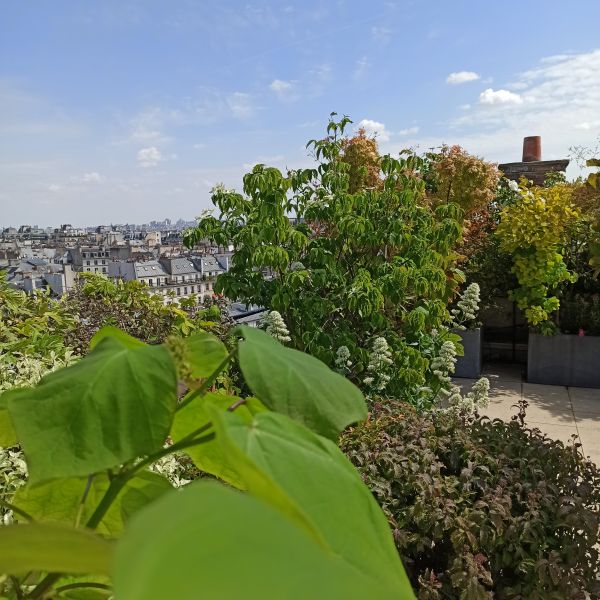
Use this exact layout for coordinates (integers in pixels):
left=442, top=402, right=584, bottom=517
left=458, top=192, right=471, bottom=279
left=2, top=0, right=600, bottom=226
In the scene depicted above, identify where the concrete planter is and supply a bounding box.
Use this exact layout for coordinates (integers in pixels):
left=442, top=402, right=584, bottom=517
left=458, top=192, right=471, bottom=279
left=527, top=332, right=600, bottom=388
left=454, top=328, right=482, bottom=378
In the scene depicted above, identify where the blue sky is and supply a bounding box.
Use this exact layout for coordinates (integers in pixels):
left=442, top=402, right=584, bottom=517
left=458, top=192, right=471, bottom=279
left=1, top=0, right=600, bottom=226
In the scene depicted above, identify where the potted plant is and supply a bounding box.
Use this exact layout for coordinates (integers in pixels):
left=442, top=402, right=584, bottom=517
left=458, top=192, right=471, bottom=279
left=496, top=177, right=600, bottom=386
left=451, top=282, right=483, bottom=378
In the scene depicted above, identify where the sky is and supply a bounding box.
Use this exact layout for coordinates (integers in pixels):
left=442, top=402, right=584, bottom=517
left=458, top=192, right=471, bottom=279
left=1, top=0, right=600, bottom=227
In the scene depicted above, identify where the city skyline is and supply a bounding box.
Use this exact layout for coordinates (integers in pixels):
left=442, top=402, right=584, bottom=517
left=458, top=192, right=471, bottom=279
left=2, top=1, right=600, bottom=225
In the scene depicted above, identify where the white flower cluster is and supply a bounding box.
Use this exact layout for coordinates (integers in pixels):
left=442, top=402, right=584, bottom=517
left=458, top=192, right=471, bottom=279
left=445, top=377, right=490, bottom=414
left=451, top=283, right=481, bottom=330
left=334, top=346, right=352, bottom=375
left=430, top=340, right=457, bottom=385
left=363, top=337, right=394, bottom=393
left=262, top=310, right=291, bottom=343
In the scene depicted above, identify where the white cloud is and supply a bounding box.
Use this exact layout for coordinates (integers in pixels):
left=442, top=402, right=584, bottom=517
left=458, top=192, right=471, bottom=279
left=446, top=71, right=480, bottom=85
left=358, top=119, right=390, bottom=142
left=269, top=79, right=295, bottom=100
left=81, top=172, right=103, bottom=183
left=48, top=184, right=61, bottom=192
left=479, top=88, right=523, bottom=105
left=398, top=126, right=419, bottom=136
left=137, top=146, right=163, bottom=168
left=227, top=92, right=254, bottom=119
left=193, top=143, right=205, bottom=149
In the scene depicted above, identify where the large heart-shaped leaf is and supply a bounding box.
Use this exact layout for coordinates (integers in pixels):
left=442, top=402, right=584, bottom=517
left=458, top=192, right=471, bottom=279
left=13, top=471, right=172, bottom=536
left=114, top=481, right=401, bottom=600
left=0, top=523, right=112, bottom=575
left=170, top=392, right=266, bottom=487
left=181, top=331, right=228, bottom=378
left=8, top=337, right=177, bottom=483
left=211, top=409, right=412, bottom=593
left=236, top=326, right=367, bottom=439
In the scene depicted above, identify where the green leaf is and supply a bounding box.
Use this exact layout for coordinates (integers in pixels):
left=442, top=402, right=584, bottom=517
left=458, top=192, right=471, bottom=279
left=0, top=392, right=16, bottom=447
left=8, top=337, right=177, bottom=484
left=89, top=326, right=145, bottom=350
left=114, top=481, right=403, bottom=600
left=181, top=330, right=228, bottom=378
left=170, top=392, right=265, bottom=487
left=0, top=523, right=112, bottom=575
left=13, top=471, right=172, bottom=536
left=211, top=409, right=412, bottom=593
left=236, top=327, right=367, bottom=439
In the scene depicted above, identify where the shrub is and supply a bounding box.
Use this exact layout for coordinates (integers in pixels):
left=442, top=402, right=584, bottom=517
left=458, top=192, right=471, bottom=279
left=495, top=182, right=579, bottom=332
left=341, top=401, right=600, bottom=599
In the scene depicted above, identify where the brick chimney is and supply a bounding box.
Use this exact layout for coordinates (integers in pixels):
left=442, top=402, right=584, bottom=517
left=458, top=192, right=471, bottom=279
left=522, top=136, right=542, bottom=162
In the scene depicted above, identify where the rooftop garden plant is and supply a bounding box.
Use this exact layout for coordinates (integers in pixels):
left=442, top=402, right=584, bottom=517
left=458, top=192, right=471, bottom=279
left=341, top=400, right=600, bottom=598
left=184, top=115, right=464, bottom=408
left=0, top=325, right=415, bottom=599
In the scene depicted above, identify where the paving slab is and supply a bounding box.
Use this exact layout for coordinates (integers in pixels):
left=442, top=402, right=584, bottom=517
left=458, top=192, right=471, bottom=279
left=568, top=387, right=600, bottom=414
left=522, top=382, right=575, bottom=426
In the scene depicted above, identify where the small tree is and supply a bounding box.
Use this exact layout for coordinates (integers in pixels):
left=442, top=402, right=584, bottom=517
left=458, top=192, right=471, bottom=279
left=185, top=115, right=464, bottom=406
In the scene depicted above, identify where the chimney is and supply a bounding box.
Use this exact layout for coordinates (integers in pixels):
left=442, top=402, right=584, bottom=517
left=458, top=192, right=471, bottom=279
left=522, top=136, right=541, bottom=162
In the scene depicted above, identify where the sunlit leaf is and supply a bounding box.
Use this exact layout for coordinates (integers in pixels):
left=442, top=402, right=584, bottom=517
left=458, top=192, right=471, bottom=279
left=8, top=337, right=177, bottom=483
left=237, top=327, right=367, bottom=439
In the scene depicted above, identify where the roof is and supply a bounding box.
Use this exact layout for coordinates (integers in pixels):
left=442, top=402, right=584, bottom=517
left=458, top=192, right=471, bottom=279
left=191, top=255, right=226, bottom=274
left=159, top=257, right=196, bottom=275
left=133, top=261, right=168, bottom=278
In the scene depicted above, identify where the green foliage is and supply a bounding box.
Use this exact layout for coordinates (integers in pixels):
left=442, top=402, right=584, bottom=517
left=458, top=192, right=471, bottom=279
left=6, top=337, right=177, bottom=483
left=0, top=326, right=413, bottom=599
left=237, top=326, right=367, bottom=439
left=495, top=182, right=579, bottom=331
left=341, top=401, right=600, bottom=599
left=64, top=273, right=197, bottom=352
left=184, top=115, right=463, bottom=405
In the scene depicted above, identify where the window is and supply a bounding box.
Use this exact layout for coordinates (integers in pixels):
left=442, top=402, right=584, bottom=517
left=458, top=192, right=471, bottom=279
left=86, top=260, right=90, bottom=266
left=176, top=288, right=181, bottom=296
left=184, top=287, right=188, bottom=295
left=102, top=267, right=107, bottom=273
left=102, top=260, right=106, bottom=265
left=94, top=260, right=98, bottom=265
left=149, top=279, right=153, bottom=287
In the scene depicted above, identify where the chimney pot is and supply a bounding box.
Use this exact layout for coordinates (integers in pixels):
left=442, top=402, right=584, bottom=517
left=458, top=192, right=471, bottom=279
left=523, top=136, right=541, bottom=162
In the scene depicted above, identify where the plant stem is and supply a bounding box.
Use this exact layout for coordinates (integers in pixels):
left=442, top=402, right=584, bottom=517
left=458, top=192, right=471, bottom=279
left=54, top=582, right=111, bottom=593
left=177, top=348, right=237, bottom=411
left=0, top=501, right=34, bottom=522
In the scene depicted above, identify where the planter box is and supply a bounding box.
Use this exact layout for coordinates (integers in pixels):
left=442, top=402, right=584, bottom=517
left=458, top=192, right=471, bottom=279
left=454, top=328, right=482, bottom=379
left=528, top=332, right=600, bottom=388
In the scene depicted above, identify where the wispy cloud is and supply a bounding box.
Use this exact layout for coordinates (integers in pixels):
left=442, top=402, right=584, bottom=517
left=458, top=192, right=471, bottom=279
left=137, top=146, right=163, bottom=168
left=227, top=91, right=255, bottom=120
left=398, top=126, right=419, bottom=136
left=371, top=25, right=392, bottom=44
left=446, top=70, right=480, bottom=84
left=269, top=79, right=297, bottom=101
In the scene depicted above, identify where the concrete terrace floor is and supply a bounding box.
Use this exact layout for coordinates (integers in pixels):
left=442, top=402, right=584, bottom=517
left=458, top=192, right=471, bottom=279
left=454, top=363, right=600, bottom=466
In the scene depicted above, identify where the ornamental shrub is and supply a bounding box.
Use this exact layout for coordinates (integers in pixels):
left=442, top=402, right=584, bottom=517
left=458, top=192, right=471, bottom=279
left=341, top=400, right=600, bottom=599
left=495, top=182, right=579, bottom=332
